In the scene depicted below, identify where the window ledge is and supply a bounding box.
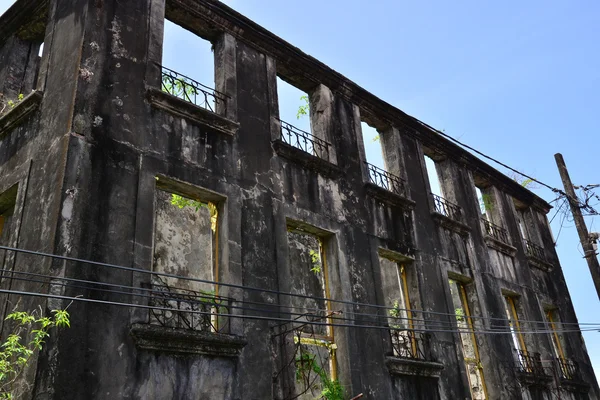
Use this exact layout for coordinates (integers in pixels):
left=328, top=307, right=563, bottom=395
left=560, top=377, right=590, bottom=392
left=385, top=356, right=444, bottom=378
left=431, top=212, right=471, bottom=236
left=130, top=323, right=247, bottom=357
left=272, top=139, right=341, bottom=178
left=516, top=371, right=554, bottom=386
left=0, top=90, right=43, bottom=138
left=527, top=256, right=553, bottom=272
left=364, top=182, right=415, bottom=209
left=146, top=87, right=239, bottom=136
left=484, top=235, right=517, bottom=257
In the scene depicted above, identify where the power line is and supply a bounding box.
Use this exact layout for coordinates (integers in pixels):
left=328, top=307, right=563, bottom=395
left=0, top=286, right=597, bottom=337
left=0, top=245, right=599, bottom=334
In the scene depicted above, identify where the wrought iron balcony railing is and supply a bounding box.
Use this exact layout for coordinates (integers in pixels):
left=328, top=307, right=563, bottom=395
left=143, top=282, right=232, bottom=334
left=524, top=238, right=546, bottom=261
left=557, top=357, right=580, bottom=381
left=158, top=64, right=228, bottom=113
left=482, top=219, right=510, bottom=244
left=432, top=193, right=462, bottom=221
left=515, top=349, right=548, bottom=377
left=366, top=162, right=406, bottom=197
left=279, top=119, right=331, bottom=161
left=389, top=329, right=430, bottom=360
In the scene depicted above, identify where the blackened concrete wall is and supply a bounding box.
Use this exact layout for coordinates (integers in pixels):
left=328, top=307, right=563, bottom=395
left=0, top=0, right=597, bottom=399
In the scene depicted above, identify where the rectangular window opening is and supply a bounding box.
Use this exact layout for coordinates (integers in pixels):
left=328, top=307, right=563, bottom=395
left=362, top=121, right=406, bottom=196
left=503, top=295, right=544, bottom=376
left=448, top=279, right=487, bottom=400
left=150, top=188, right=228, bottom=333
left=379, top=255, right=422, bottom=360
left=276, top=77, right=332, bottom=162
left=424, top=154, right=443, bottom=197
left=0, top=184, right=18, bottom=280
left=160, top=20, right=223, bottom=113
left=286, top=227, right=337, bottom=399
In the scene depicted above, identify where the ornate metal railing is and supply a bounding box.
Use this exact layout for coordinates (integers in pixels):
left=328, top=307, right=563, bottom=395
left=557, top=357, right=580, bottom=381
left=278, top=119, right=331, bottom=161
left=432, top=193, right=462, bottom=221
left=482, top=219, right=510, bottom=244
left=143, top=282, right=232, bottom=333
left=158, top=64, right=228, bottom=113
left=389, top=329, right=429, bottom=360
left=524, top=238, right=546, bottom=261
left=515, top=349, right=548, bottom=376
left=366, top=162, right=406, bottom=196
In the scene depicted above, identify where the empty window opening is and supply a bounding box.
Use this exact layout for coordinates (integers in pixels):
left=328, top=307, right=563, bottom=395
left=361, top=121, right=407, bottom=196
left=448, top=279, right=487, bottom=400
left=515, top=208, right=529, bottom=240
left=361, top=121, right=385, bottom=171
left=151, top=188, right=227, bottom=333
left=378, top=255, right=423, bottom=360
left=286, top=228, right=337, bottom=399
left=475, top=186, right=489, bottom=218
left=503, top=295, right=543, bottom=376
left=545, top=309, right=566, bottom=361
left=160, top=20, right=222, bottom=112
left=424, top=155, right=443, bottom=197
left=0, top=185, right=18, bottom=276
left=275, top=77, right=333, bottom=163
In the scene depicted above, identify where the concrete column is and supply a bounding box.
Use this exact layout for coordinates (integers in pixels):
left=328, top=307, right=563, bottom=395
left=380, top=126, right=406, bottom=179
left=145, top=0, right=165, bottom=87
left=309, top=83, right=337, bottom=164
left=215, top=32, right=237, bottom=120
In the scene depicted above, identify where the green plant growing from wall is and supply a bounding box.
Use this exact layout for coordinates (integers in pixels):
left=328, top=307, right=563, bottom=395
left=294, top=340, right=343, bottom=400
left=455, top=307, right=465, bottom=322
left=0, top=308, right=70, bottom=399
left=308, top=249, right=322, bottom=274
left=0, top=93, right=24, bottom=116
left=170, top=194, right=218, bottom=233
left=296, top=95, right=309, bottom=119
left=388, top=300, right=404, bottom=329
left=480, top=193, right=494, bottom=213
left=162, top=75, right=199, bottom=100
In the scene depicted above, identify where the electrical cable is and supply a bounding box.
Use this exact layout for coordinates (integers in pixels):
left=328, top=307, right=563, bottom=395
left=0, top=246, right=600, bottom=333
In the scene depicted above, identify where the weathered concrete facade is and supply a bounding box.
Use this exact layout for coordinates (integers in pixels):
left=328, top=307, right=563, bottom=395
left=0, top=0, right=598, bottom=399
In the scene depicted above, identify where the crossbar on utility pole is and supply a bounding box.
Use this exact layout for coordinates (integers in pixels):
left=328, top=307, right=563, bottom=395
left=554, top=153, right=600, bottom=301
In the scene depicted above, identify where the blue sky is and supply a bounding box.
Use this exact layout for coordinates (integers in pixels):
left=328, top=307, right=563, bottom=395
left=1, top=0, right=599, bottom=379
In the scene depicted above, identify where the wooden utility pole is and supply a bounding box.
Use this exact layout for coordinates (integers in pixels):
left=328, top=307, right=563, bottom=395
left=554, top=153, right=600, bottom=301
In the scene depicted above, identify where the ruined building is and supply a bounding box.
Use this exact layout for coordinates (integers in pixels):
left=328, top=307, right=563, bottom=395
left=0, top=0, right=598, bottom=399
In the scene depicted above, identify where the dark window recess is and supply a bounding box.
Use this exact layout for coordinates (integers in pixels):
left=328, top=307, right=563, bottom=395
left=523, top=238, right=545, bottom=261
left=515, top=349, right=549, bottom=377
left=432, top=193, right=462, bottom=221
left=366, top=162, right=406, bottom=197
left=389, top=330, right=430, bottom=360
left=279, top=119, right=331, bottom=161
left=482, top=219, right=509, bottom=244
left=159, top=64, right=228, bottom=114
left=557, top=358, right=580, bottom=381
left=143, top=278, right=232, bottom=334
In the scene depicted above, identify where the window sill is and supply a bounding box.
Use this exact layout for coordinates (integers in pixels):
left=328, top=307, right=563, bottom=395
left=560, top=377, right=590, bottom=392
left=431, top=212, right=470, bottom=236
left=364, top=182, right=415, bottom=209
left=516, top=371, right=553, bottom=385
left=146, top=87, right=239, bottom=136
left=385, top=356, right=444, bottom=378
left=130, top=323, right=247, bottom=357
left=484, top=235, right=517, bottom=257
left=0, top=90, right=43, bottom=139
left=527, top=256, right=553, bottom=272
left=272, top=139, right=341, bottom=178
